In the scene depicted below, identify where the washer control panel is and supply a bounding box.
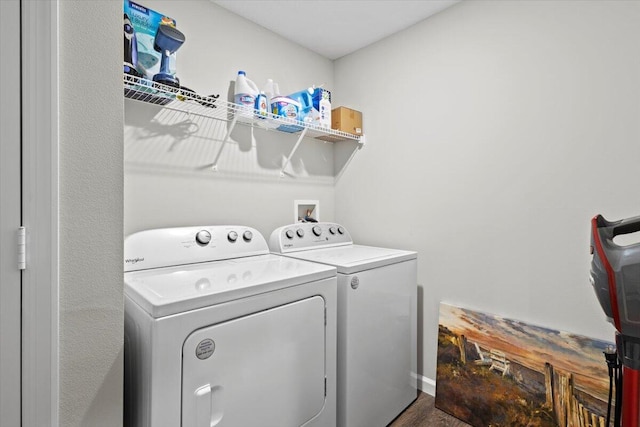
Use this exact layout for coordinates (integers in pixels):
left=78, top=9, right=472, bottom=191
left=124, top=225, right=268, bottom=272
left=269, top=222, right=352, bottom=253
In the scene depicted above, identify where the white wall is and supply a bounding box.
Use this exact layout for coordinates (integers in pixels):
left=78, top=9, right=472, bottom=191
left=59, top=0, right=123, bottom=425
left=334, top=0, right=640, bottom=390
left=56, top=1, right=640, bottom=423
left=124, top=0, right=337, bottom=238
left=55, top=0, right=334, bottom=423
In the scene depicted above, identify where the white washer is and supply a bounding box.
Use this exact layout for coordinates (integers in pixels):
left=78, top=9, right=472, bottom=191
left=269, top=223, right=417, bottom=427
left=124, top=225, right=337, bottom=427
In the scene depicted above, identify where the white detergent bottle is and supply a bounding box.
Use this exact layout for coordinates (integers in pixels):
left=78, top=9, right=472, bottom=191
left=269, top=82, right=283, bottom=113
left=234, top=70, right=258, bottom=122
left=263, top=79, right=276, bottom=105
left=256, top=79, right=280, bottom=128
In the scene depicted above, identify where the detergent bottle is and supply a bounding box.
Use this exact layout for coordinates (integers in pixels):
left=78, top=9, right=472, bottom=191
left=255, top=92, right=268, bottom=119
left=263, top=79, right=276, bottom=105
left=255, top=78, right=278, bottom=120
left=270, top=82, right=303, bottom=132
left=288, top=88, right=314, bottom=124
left=271, top=96, right=300, bottom=122
left=253, top=79, right=280, bottom=128
left=311, top=87, right=331, bottom=129
left=234, top=71, right=258, bottom=122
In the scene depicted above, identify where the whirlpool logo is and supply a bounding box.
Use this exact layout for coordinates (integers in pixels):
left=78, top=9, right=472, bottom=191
left=125, top=257, right=145, bottom=264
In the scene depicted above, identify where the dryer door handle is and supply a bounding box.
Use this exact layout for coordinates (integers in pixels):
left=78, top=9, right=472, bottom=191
left=194, top=383, right=224, bottom=426
left=195, top=384, right=212, bottom=427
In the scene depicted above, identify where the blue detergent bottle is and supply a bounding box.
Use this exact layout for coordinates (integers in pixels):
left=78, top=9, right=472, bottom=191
left=288, top=88, right=314, bottom=124
left=255, top=92, right=268, bottom=119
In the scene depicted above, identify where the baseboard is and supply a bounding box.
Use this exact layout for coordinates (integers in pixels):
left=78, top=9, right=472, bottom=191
left=417, top=374, right=436, bottom=396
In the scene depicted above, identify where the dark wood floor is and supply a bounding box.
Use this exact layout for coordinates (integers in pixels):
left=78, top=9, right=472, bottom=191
left=388, top=392, right=470, bottom=427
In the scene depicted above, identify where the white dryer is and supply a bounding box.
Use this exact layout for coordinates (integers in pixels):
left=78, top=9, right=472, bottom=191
left=124, top=225, right=337, bottom=427
left=269, top=223, right=417, bottom=427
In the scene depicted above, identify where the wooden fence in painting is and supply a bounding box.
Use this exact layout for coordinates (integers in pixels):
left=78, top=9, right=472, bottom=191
left=544, top=363, right=607, bottom=427
left=450, top=332, right=609, bottom=427
left=454, top=334, right=467, bottom=364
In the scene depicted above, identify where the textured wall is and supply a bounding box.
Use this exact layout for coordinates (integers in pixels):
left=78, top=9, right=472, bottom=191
left=124, top=0, right=337, bottom=238
left=58, top=0, right=124, bottom=425
left=57, top=1, right=640, bottom=422
left=334, top=0, right=640, bottom=390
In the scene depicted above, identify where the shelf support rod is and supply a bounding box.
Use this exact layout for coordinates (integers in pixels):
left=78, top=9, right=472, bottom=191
left=211, top=115, right=238, bottom=171
left=280, top=127, right=308, bottom=177
left=334, top=136, right=365, bottom=183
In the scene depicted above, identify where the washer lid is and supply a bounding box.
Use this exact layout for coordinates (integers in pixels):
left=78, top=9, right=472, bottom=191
left=124, top=254, right=336, bottom=318
left=282, top=244, right=417, bottom=274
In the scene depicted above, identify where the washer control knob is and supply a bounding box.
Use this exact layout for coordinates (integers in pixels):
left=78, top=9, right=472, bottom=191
left=296, top=228, right=305, bottom=238
left=195, top=230, right=211, bottom=245
left=312, top=226, right=322, bottom=237
left=243, top=230, right=253, bottom=242
left=337, top=226, right=345, bottom=235
left=227, top=231, right=238, bottom=242
left=329, top=227, right=336, bottom=235
left=285, top=229, right=294, bottom=239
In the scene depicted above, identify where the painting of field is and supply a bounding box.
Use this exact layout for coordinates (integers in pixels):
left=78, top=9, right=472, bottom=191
left=435, top=303, right=614, bottom=427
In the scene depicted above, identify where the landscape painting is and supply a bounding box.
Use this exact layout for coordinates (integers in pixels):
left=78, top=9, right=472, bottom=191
left=435, top=303, right=614, bottom=427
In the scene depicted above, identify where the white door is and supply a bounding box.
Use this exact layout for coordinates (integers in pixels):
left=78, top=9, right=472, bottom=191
left=182, top=296, right=327, bottom=427
left=0, top=0, right=23, bottom=425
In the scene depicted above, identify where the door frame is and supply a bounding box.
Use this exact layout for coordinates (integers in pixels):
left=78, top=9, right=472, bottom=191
left=21, top=0, right=59, bottom=425
left=0, top=0, right=23, bottom=424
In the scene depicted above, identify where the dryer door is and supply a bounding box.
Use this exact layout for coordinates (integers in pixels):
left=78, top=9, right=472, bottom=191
left=182, top=296, right=326, bottom=427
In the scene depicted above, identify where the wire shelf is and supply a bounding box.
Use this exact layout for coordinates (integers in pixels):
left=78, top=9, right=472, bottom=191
left=123, top=73, right=363, bottom=143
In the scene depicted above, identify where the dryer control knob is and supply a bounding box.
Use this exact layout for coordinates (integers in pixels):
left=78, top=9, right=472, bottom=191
left=337, top=226, right=345, bottom=235
left=329, top=227, right=336, bottom=235
left=296, top=228, right=305, bottom=238
left=196, top=230, right=211, bottom=245
left=285, top=229, right=294, bottom=239
left=227, top=231, right=238, bottom=242
left=243, top=230, right=253, bottom=242
left=312, top=226, right=322, bottom=236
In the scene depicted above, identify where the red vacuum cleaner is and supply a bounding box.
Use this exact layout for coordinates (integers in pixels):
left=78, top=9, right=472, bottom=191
left=591, top=214, right=640, bottom=427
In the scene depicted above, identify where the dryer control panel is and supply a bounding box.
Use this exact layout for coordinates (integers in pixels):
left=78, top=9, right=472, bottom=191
left=269, top=222, right=353, bottom=253
left=124, top=225, right=268, bottom=272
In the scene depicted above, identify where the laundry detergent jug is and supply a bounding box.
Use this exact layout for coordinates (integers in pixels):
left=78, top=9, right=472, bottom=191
left=271, top=96, right=302, bottom=132
left=288, top=88, right=314, bottom=124
left=234, top=71, right=258, bottom=122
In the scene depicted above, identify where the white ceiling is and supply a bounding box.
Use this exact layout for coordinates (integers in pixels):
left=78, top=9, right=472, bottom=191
left=212, top=0, right=461, bottom=60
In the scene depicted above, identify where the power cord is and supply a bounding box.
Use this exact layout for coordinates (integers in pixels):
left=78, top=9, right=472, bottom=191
left=604, top=345, right=621, bottom=427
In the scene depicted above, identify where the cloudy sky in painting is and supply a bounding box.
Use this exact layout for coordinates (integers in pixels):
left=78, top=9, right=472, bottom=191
left=439, top=303, right=614, bottom=397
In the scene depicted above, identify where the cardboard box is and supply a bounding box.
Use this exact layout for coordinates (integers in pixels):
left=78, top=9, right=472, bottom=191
left=332, top=107, right=363, bottom=136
